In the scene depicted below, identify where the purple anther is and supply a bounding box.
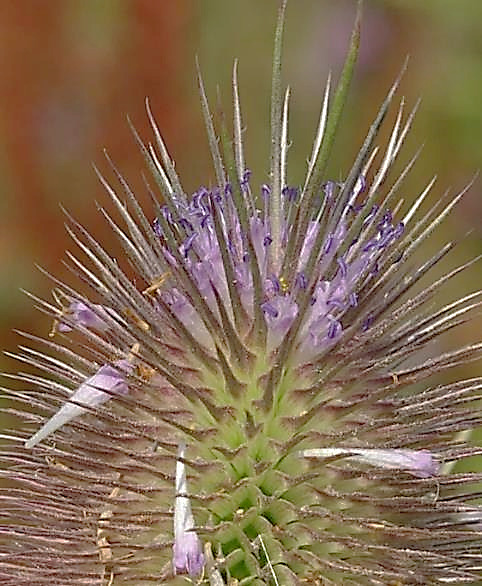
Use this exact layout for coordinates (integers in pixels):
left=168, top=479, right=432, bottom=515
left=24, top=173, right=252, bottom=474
left=211, top=186, right=222, bottom=202
left=327, top=318, right=342, bottom=339
left=179, top=218, right=194, bottom=232
left=337, top=257, right=348, bottom=279
left=378, top=227, right=398, bottom=249
left=192, top=190, right=202, bottom=209
left=327, top=298, right=345, bottom=310
left=393, top=222, right=405, bottom=238
left=261, top=302, right=279, bottom=318
left=181, top=233, right=198, bottom=258
left=382, top=210, right=392, bottom=224
left=363, top=205, right=379, bottom=226
left=288, top=186, right=299, bottom=201
left=282, top=186, right=298, bottom=201
left=296, top=272, right=307, bottom=290
left=349, top=292, right=358, bottom=307
left=261, top=183, right=271, bottom=197
left=362, top=239, right=377, bottom=253
left=227, top=238, right=236, bottom=255
left=263, top=235, right=273, bottom=247
left=198, top=190, right=210, bottom=213
left=224, top=182, right=233, bottom=196
left=324, top=233, right=334, bottom=254
left=352, top=202, right=365, bottom=213
left=200, top=214, right=211, bottom=229
left=161, top=205, right=173, bottom=223
left=153, top=218, right=162, bottom=237
left=240, top=169, right=252, bottom=191
left=358, top=174, right=367, bottom=193
left=266, top=275, right=280, bottom=294
left=362, top=314, right=374, bottom=332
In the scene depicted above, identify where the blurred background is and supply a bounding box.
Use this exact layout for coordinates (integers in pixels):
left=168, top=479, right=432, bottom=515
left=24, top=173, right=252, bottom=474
left=0, top=0, right=481, bottom=455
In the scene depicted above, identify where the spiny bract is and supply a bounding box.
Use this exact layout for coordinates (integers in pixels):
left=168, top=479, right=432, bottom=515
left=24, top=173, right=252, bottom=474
left=1, top=2, right=482, bottom=585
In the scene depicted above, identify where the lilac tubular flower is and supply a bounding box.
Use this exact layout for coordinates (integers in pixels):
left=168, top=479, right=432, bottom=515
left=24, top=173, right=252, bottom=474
left=56, top=300, right=113, bottom=333
left=24, top=360, right=132, bottom=449
left=1, top=2, right=482, bottom=585
left=299, top=447, right=440, bottom=478
left=173, top=443, right=204, bottom=577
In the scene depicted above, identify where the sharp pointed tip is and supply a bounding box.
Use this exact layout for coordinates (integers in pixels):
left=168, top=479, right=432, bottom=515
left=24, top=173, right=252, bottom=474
left=195, top=56, right=204, bottom=83
left=352, top=0, right=363, bottom=40
left=387, top=58, right=410, bottom=99
left=59, top=202, right=69, bottom=216
left=145, top=98, right=155, bottom=120
left=356, top=0, right=363, bottom=20
left=400, top=55, right=410, bottom=78
left=456, top=172, right=479, bottom=197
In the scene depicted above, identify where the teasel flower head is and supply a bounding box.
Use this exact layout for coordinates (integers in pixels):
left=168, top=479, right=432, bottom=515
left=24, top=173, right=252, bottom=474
left=1, top=2, right=482, bottom=584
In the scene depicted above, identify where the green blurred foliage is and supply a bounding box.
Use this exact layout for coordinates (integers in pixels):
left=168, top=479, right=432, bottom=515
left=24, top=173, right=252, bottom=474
left=0, top=1, right=480, bottom=451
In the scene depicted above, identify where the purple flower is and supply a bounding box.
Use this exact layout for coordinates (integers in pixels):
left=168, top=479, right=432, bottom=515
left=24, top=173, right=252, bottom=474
left=56, top=300, right=113, bottom=333
left=24, top=360, right=132, bottom=449
left=172, top=443, right=204, bottom=577
left=299, top=447, right=440, bottom=478
left=173, top=531, right=204, bottom=577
